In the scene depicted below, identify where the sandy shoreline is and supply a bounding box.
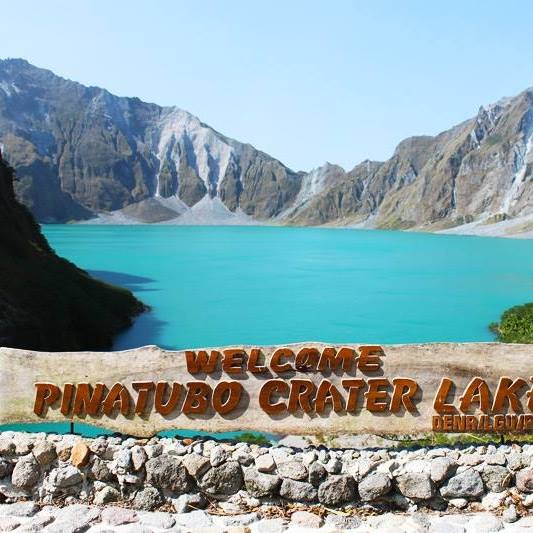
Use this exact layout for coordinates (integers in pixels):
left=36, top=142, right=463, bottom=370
left=437, top=212, right=533, bottom=240
left=77, top=214, right=533, bottom=240
left=74, top=194, right=533, bottom=240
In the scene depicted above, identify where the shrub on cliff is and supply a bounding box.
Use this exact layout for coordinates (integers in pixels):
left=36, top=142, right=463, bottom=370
left=489, top=303, right=533, bottom=344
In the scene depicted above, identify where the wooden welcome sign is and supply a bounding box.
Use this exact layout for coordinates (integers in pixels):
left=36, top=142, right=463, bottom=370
left=0, top=343, right=532, bottom=437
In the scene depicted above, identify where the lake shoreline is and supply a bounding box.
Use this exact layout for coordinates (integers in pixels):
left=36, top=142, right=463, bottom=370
left=72, top=214, right=533, bottom=240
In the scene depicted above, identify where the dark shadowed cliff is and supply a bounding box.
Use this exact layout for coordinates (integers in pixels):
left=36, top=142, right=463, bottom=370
left=0, top=153, right=145, bottom=350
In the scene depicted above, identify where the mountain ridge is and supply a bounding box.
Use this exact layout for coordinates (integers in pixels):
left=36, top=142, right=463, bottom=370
left=0, top=58, right=531, bottom=237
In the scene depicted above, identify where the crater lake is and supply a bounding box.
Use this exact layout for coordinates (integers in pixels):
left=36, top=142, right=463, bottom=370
left=43, top=225, right=533, bottom=351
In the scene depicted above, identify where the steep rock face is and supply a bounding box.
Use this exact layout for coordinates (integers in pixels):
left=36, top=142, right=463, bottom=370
left=0, top=59, right=301, bottom=222
left=0, top=152, right=144, bottom=350
left=278, top=162, right=347, bottom=222
left=0, top=58, right=531, bottom=232
left=289, top=93, right=533, bottom=230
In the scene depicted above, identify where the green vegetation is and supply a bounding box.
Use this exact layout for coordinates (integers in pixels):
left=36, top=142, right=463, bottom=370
left=388, top=432, right=533, bottom=448
left=237, top=432, right=271, bottom=445
left=308, top=432, right=533, bottom=450
left=0, top=157, right=145, bottom=351
left=485, top=133, right=504, bottom=146
left=489, top=302, right=533, bottom=343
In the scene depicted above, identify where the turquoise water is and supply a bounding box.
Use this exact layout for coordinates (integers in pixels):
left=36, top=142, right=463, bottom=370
left=0, top=421, right=272, bottom=442
left=42, top=225, right=533, bottom=349
left=6, top=225, right=532, bottom=438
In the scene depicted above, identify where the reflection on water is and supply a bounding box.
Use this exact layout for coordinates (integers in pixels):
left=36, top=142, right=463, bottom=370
left=88, top=270, right=157, bottom=293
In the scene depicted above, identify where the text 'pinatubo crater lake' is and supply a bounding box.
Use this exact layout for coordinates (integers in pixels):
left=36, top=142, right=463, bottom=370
left=43, top=225, right=533, bottom=350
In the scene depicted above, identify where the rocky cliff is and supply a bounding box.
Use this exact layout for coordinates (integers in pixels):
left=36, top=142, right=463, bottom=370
left=0, top=59, right=531, bottom=236
left=0, top=59, right=301, bottom=224
left=287, top=95, right=533, bottom=234
left=0, top=152, right=144, bottom=350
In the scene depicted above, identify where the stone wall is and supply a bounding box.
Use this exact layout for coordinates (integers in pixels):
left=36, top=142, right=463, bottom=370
left=0, top=432, right=532, bottom=521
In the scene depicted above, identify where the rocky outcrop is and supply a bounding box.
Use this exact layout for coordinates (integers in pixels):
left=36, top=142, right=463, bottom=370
left=0, top=152, right=144, bottom=350
left=0, top=59, right=301, bottom=223
left=1, top=432, right=533, bottom=521
left=286, top=95, right=533, bottom=232
left=0, top=59, right=531, bottom=234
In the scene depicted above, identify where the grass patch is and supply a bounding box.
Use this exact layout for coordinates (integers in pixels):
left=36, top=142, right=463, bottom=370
left=238, top=432, right=271, bottom=445
left=384, top=432, right=533, bottom=448
left=485, top=133, right=504, bottom=146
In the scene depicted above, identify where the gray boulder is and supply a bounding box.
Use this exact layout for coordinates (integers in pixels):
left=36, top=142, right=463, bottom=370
left=291, top=510, right=323, bottom=528
left=465, top=512, right=503, bottom=532
left=244, top=468, right=281, bottom=497
left=100, top=506, right=137, bottom=526
left=318, top=475, right=356, bottom=506
left=503, top=504, right=519, bottom=523
left=130, top=446, right=147, bottom=471
left=220, top=512, right=260, bottom=527
left=280, top=479, right=317, bottom=502
left=210, top=446, right=229, bottom=467
left=132, top=486, right=163, bottom=511
left=111, top=448, right=131, bottom=474
left=32, top=441, right=57, bottom=466
left=481, top=465, right=512, bottom=493
left=507, top=452, right=526, bottom=471
left=93, top=485, right=120, bottom=505
left=255, top=454, right=275, bottom=473
left=89, top=457, right=113, bottom=481
left=325, top=515, right=362, bottom=530
left=325, top=457, right=342, bottom=474
left=172, top=493, right=208, bottom=513
left=145, top=455, right=191, bottom=494
left=51, top=504, right=102, bottom=530
left=232, top=449, right=254, bottom=466
left=199, top=461, right=243, bottom=495
left=139, top=511, right=176, bottom=529
left=277, top=461, right=308, bottom=481
left=308, top=461, right=327, bottom=487
left=358, top=472, right=392, bottom=501
left=430, top=457, right=457, bottom=483
left=12, top=434, right=32, bottom=456
left=174, top=509, right=213, bottom=529
left=89, top=437, right=108, bottom=457
left=0, top=438, right=15, bottom=455
left=11, top=454, right=40, bottom=489
left=440, top=469, right=484, bottom=500
left=516, top=468, right=533, bottom=493
left=181, top=453, right=211, bottom=479
left=49, top=465, right=83, bottom=489
left=486, top=453, right=506, bottom=466
left=396, top=472, right=434, bottom=500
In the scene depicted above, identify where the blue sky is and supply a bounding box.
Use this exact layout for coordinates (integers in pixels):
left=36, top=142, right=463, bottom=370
left=1, top=0, right=532, bottom=171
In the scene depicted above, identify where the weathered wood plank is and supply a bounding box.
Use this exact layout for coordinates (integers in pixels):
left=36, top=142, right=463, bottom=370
left=0, top=343, right=531, bottom=437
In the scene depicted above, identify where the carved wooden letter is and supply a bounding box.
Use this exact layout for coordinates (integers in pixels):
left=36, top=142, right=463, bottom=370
left=34, top=383, right=61, bottom=416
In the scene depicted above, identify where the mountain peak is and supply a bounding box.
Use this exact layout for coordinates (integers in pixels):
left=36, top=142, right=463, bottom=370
left=0, top=58, right=531, bottom=235
left=0, top=57, right=31, bottom=66
left=0, top=58, right=302, bottom=222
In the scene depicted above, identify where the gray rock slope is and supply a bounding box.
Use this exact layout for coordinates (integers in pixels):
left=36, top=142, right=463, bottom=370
left=0, top=59, right=301, bottom=223
left=0, top=59, right=531, bottom=235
